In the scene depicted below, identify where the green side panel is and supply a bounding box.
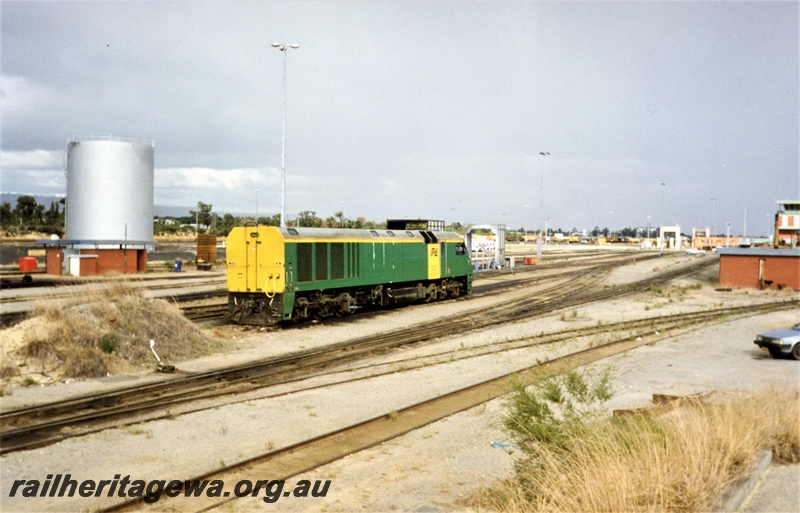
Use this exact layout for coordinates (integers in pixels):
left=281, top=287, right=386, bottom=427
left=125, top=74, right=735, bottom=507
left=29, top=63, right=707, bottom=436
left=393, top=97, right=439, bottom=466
left=282, top=291, right=295, bottom=320
left=286, top=239, right=470, bottom=293
left=284, top=243, right=297, bottom=292
left=440, top=240, right=473, bottom=291
left=359, top=241, right=424, bottom=284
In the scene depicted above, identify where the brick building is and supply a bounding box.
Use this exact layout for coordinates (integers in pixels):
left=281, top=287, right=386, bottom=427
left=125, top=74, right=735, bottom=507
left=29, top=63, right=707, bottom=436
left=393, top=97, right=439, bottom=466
left=717, top=248, right=800, bottom=291
left=774, top=200, right=800, bottom=247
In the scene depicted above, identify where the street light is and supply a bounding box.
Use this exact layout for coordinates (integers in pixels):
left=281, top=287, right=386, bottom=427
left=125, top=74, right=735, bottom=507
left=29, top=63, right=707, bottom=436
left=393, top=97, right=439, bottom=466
left=743, top=207, right=748, bottom=238
left=726, top=220, right=731, bottom=247
left=710, top=197, right=716, bottom=237
left=545, top=217, right=550, bottom=245
left=539, top=151, right=549, bottom=240
left=524, top=204, right=530, bottom=243
left=272, top=42, right=299, bottom=228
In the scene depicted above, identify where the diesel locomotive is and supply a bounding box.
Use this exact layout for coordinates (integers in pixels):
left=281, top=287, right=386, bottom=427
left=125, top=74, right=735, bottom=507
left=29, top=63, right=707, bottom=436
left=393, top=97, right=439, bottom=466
left=226, top=225, right=473, bottom=325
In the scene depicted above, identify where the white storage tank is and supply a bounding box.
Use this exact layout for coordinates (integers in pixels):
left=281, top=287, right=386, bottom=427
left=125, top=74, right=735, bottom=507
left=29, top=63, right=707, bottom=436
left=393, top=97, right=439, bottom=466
left=65, top=137, right=155, bottom=245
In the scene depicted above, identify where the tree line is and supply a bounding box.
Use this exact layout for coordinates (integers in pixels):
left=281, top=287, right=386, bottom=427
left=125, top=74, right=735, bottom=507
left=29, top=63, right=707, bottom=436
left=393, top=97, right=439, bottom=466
left=0, top=195, right=65, bottom=236
left=2, top=196, right=649, bottom=239
left=163, top=203, right=396, bottom=236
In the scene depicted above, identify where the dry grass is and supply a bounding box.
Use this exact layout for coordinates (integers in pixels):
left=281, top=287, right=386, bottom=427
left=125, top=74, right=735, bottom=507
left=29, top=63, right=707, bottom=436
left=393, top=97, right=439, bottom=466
left=16, top=279, right=222, bottom=378
left=474, top=387, right=800, bottom=512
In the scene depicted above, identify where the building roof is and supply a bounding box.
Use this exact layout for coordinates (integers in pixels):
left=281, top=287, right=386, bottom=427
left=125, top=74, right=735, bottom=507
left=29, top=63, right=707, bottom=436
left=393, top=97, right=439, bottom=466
left=716, top=248, right=800, bottom=257
left=776, top=200, right=800, bottom=210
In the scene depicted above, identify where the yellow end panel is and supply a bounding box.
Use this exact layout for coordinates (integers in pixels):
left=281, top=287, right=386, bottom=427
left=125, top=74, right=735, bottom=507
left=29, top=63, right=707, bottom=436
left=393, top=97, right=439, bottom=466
left=427, top=243, right=441, bottom=280
left=226, top=227, right=249, bottom=293
left=226, top=226, right=286, bottom=294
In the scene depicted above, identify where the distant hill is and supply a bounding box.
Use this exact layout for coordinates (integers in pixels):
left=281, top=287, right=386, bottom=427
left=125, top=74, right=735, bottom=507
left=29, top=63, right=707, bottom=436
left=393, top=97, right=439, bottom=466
left=1, top=193, right=192, bottom=217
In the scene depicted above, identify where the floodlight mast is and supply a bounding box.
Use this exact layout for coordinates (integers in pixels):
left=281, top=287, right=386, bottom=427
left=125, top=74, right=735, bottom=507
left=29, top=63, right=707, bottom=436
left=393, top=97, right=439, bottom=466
left=271, top=42, right=299, bottom=227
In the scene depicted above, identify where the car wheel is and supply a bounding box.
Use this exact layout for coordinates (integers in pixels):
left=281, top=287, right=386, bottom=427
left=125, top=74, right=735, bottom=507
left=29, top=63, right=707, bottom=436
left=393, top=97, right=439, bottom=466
left=791, top=344, right=800, bottom=361
left=768, top=347, right=783, bottom=359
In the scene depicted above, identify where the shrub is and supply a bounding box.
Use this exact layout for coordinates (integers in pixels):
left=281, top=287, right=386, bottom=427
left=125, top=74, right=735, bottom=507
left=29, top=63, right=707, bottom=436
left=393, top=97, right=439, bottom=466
left=476, top=385, right=800, bottom=513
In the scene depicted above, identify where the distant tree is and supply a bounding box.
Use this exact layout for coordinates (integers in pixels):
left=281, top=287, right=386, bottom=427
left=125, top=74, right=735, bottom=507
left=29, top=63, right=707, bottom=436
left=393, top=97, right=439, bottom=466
left=261, top=214, right=281, bottom=226
left=297, top=210, right=321, bottom=227
left=448, top=221, right=463, bottom=233
left=0, top=202, right=12, bottom=227
left=334, top=210, right=346, bottom=228
left=190, top=202, right=214, bottom=231
left=15, top=195, right=40, bottom=226
left=43, top=200, right=65, bottom=235
left=217, top=213, right=237, bottom=235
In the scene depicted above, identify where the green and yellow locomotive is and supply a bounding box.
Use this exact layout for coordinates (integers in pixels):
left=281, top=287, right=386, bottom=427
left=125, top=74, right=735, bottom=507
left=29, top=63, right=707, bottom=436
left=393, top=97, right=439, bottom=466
left=226, top=226, right=473, bottom=325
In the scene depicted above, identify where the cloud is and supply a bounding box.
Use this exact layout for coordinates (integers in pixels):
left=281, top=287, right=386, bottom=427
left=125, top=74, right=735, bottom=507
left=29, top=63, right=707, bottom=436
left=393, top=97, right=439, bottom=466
left=156, top=167, right=278, bottom=191
left=1, top=149, right=62, bottom=169
left=1, top=1, right=797, bottom=233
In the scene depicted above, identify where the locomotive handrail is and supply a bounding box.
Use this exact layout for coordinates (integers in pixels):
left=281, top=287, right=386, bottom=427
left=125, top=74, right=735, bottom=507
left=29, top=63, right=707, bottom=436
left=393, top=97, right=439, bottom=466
left=265, top=274, right=277, bottom=299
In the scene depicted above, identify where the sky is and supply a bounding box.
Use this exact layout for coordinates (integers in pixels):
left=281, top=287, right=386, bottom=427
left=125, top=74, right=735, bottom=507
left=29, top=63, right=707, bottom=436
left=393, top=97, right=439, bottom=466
left=1, top=0, right=798, bottom=236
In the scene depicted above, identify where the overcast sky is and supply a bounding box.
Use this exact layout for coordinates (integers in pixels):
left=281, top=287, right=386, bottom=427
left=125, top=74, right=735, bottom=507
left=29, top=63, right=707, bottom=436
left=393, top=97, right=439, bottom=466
left=2, top=1, right=798, bottom=235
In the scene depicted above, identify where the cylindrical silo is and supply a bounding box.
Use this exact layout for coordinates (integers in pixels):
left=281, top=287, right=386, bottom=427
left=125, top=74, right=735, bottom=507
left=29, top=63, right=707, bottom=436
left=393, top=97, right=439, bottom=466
left=65, top=137, right=155, bottom=244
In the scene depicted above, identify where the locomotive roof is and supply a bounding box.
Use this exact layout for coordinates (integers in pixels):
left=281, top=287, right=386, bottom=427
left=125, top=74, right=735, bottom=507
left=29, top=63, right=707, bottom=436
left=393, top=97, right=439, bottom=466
left=277, top=227, right=464, bottom=241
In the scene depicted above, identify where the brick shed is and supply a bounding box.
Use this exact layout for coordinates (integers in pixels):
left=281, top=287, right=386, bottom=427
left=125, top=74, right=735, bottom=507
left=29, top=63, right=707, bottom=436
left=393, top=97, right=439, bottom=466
left=717, top=248, right=800, bottom=291
left=39, top=239, right=151, bottom=277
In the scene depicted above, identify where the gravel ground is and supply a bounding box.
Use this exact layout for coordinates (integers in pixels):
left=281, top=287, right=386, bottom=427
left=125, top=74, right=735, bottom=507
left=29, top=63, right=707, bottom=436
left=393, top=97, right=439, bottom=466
left=1, top=253, right=798, bottom=513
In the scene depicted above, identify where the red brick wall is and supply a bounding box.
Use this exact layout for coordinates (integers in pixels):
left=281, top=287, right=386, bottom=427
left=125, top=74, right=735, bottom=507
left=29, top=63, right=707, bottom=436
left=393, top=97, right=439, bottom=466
left=719, top=255, right=800, bottom=290
left=46, top=249, right=64, bottom=275
left=44, top=249, right=148, bottom=276
left=80, top=249, right=146, bottom=274
left=79, top=257, right=97, bottom=276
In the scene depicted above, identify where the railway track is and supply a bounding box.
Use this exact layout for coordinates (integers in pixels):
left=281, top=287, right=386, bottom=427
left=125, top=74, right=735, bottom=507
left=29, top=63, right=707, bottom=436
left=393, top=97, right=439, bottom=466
left=0, top=253, right=710, bottom=454
left=0, top=275, right=226, bottom=326
left=181, top=251, right=665, bottom=322
left=101, top=299, right=798, bottom=512
left=0, top=250, right=653, bottom=325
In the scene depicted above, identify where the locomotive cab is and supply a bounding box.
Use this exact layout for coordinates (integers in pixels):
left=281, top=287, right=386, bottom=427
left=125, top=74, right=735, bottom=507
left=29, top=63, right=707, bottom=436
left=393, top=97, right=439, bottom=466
left=226, top=226, right=289, bottom=324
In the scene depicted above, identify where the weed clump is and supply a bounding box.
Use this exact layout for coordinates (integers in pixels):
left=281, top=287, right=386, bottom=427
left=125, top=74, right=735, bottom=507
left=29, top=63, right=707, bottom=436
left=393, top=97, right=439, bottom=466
left=17, top=279, right=222, bottom=378
left=476, top=381, right=800, bottom=513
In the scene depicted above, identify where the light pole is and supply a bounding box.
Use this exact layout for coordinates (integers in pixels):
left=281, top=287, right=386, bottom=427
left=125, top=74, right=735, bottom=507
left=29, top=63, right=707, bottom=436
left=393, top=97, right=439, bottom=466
left=255, top=188, right=260, bottom=223
left=524, top=204, right=530, bottom=243
left=272, top=42, right=299, bottom=228
left=545, top=217, right=550, bottom=245
left=608, top=211, right=613, bottom=240
left=539, top=151, right=549, bottom=241
left=743, top=207, right=748, bottom=238
left=726, top=220, right=730, bottom=247
left=710, top=197, right=716, bottom=237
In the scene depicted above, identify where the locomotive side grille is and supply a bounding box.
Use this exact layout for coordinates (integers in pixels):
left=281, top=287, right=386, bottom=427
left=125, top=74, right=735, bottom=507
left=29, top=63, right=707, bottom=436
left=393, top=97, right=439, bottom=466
left=297, top=243, right=313, bottom=282
left=331, top=243, right=344, bottom=280
left=315, top=243, right=329, bottom=280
